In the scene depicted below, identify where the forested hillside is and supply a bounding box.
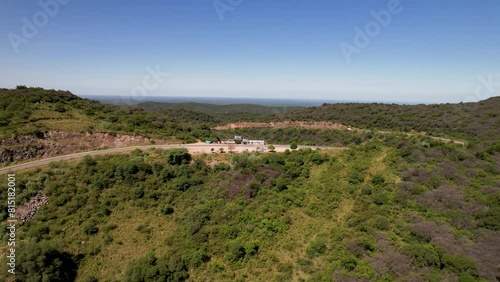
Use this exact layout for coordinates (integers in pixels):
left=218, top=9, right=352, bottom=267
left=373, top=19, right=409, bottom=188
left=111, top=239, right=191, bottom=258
left=0, top=88, right=499, bottom=281
left=0, top=87, right=217, bottom=142
left=277, top=99, right=500, bottom=149
left=1, top=136, right=498, bottom=281
left=138, top=102, right=301, bottom=118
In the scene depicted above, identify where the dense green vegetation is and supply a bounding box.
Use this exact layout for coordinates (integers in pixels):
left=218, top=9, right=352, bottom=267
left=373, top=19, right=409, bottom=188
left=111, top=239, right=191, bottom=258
left=0, top=87, right=498, bottom=281
left=1, top=135, right=499, bottom=281
left=0, top=88, right=219, bottom=142
left=139, top=101, right=300, bottom=123
left=277, top=99, right=500, bottom=149
left=139, top=95, right=500, bottom=156
left=216, top=127, right=373, bottom=147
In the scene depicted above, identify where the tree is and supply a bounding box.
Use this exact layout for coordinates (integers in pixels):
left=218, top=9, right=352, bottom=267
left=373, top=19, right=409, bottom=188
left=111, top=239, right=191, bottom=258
left=123, top=252, right=188, bottom=282
left=267, top=145, right=276, bottom=152
left=54, top=103, right=66, bottom=112
left=16, top=242, right=78, bottom=282
left=442, top=254, right=478, bottom=277
left=371, top=174, right=385, bottom=186
left=228, top=144, right=236, bottom=153
left=290, top=142, right=298, bottom=150
left=166, top=148, right=192, bottom=165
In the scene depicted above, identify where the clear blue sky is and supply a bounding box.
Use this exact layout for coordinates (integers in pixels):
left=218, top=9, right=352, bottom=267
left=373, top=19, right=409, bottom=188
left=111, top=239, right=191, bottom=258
left=0, top=0, right=499, bottom=103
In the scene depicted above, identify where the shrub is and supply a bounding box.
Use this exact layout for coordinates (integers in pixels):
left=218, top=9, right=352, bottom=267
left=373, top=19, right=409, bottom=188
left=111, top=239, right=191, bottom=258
left=82, top=155, right=97, bottom=167
left=54, top=103, right=66, bottom=112
left=89, top=173, right=109, bottom=190
left=402, top=243, right=440, bottom=267
left=123, top=252, right=188, bottom=282
left=306, top=237, right=327, bottom=257
left=371, top=174, right=385, bottom=186
left=275, top=177, right=290, bottom=191
left=347, top=237, right=376, bottom=257
left=416, top=185, right=465, bottom=211
left=103, top=224, right=118, bottom=232
left=297, top=258, right=315, bottom=274
left=166, top=149, right=192, bottom=165
left=173, top=176, right=192, bottom=192
left=373, top=217, right=390, bottom=230
left=349, top=170, right=364, bottom=185
left=214, top=163, right=230, bottom=172
left=107, top=116, right=118, bottom=123
left=442, top=254, right=478, bottom=277
left=361, top=185, right=372, bottom=195
left=244, top=241, right=259, bottom=257
left=26, top=224, right=50, bottom=241
left=16, top=242, right=78, bottom=282
left=373, top=193, right=388, bottom=205
left=227, top=242, right=246, bottom=263
left=341, top=256, right=358, bottom=272
left=186, top=249, right=210, bottom=268
left=476, top=206, right=500, bottom=230
left=160, top=204, right=174, bottom=215
left=133, top=187, right=144, bottom=199
left=83, top=221, right=99, bottom=235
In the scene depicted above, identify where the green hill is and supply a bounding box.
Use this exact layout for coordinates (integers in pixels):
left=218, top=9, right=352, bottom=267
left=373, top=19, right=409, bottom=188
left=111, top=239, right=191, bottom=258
left=1, top=139, right=498, bottom=281
left=139, top=101, right=300, bottom=115
left=0, top=87, right=499, bottom=281
left=278, top=98, right=500, bottom=148
left=139, top=101, right=301, bottom=123
left=0, top=87, right=218, bottom=142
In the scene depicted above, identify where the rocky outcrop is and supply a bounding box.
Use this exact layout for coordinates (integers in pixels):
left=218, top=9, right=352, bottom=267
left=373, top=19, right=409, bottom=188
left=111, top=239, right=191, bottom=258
left=0, top=131, right=162, bottom=163
left=213, top=121, right=350, bottom=130
left=16, top=193, right=49, bottom=222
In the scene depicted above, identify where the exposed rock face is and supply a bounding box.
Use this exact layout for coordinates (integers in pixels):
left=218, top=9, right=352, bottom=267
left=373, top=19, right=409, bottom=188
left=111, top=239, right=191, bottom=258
left=16, top=193, right=49, bottom=222
left=213, top=121, right=349, bottom=130
left=0, top=131, right=162, bottom=163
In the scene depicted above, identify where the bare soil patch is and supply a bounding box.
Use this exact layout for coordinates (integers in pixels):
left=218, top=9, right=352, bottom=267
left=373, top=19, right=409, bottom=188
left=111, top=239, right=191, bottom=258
left=214, top=121, right=349, bottom=130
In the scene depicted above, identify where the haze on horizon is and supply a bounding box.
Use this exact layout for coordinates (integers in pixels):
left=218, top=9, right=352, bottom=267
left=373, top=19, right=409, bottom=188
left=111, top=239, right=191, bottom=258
left=0, top=0, right=499, bottom=103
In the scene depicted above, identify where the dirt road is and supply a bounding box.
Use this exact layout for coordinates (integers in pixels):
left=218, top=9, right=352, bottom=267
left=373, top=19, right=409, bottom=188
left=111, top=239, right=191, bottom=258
left=0, top=143, right=347, bottom=174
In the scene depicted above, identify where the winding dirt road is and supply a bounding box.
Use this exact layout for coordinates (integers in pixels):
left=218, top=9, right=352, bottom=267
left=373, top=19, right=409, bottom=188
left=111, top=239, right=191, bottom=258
left=0, top=143, right=347, bottom=174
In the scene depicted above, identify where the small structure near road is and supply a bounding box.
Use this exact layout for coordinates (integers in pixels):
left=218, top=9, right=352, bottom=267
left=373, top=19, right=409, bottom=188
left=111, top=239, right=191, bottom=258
left=242, top=139, right=265, bottom=145
left=221, top=135, right=265, bottom=145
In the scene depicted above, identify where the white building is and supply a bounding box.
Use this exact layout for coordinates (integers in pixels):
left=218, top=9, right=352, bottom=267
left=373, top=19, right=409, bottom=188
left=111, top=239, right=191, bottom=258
left=246, top=140, right=265, bottom=145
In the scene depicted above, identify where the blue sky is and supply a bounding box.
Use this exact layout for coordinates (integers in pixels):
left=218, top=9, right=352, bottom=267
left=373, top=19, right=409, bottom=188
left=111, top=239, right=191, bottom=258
left=0, top=0, right=499, bottom=103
